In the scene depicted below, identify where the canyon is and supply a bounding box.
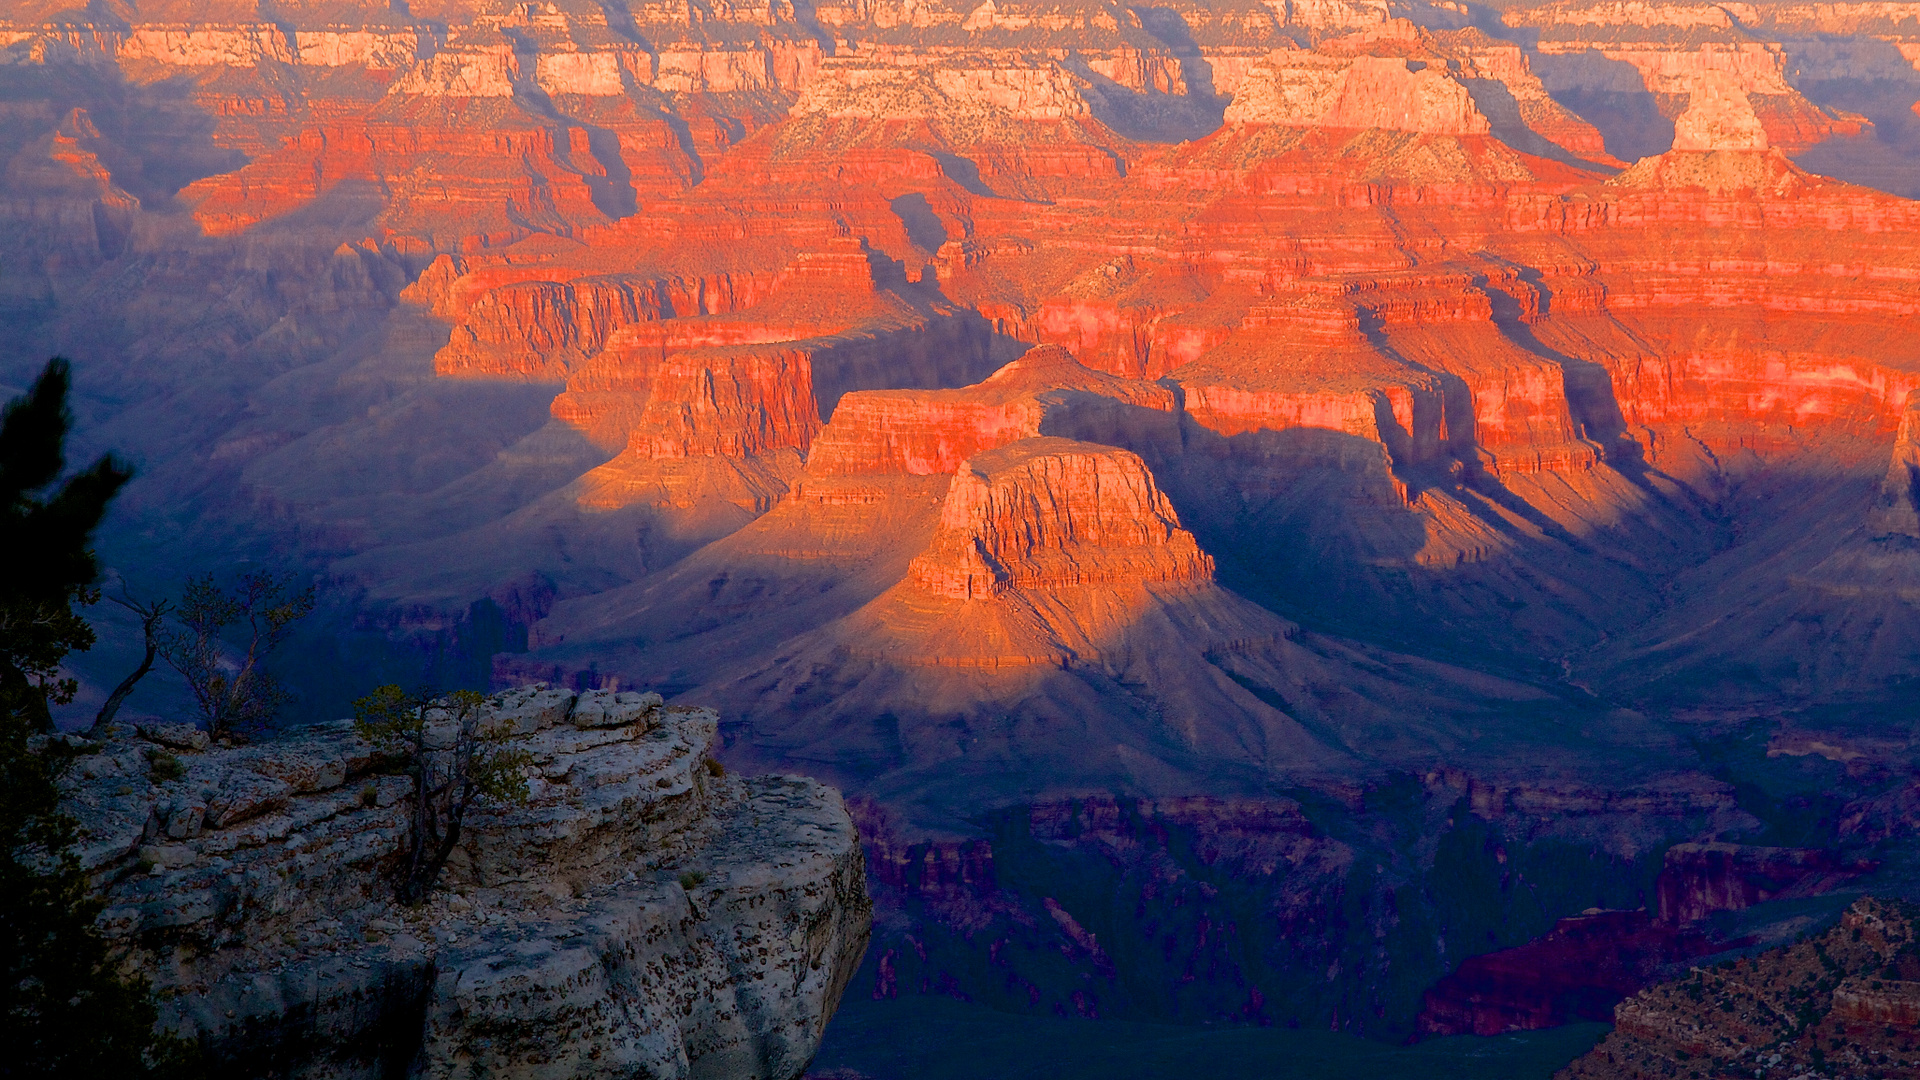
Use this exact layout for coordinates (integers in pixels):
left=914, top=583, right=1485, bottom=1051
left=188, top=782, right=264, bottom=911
left=7, top=0, right=1920, bottom=1072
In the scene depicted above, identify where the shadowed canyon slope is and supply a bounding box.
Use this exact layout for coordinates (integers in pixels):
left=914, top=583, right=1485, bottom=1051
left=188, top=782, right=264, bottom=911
left=10, top=0, right=1920, bottom=1057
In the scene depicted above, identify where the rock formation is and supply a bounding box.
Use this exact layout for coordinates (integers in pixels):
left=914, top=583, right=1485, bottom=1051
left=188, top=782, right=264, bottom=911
left=806, top=344, right=1179, bottom=477
left=1869, top=390, right=1920, bottom=539
left=1561, top=898, right=1920, bottom=1080
left=60, top=689, right=870, bottom=1079
left=905, top=437, right=1213, bottom=602
left=1669, top=70, right=1770, bottom=152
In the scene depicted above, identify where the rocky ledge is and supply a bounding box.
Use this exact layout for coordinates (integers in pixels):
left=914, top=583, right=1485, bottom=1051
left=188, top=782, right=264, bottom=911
left=58, top=686, right=872, bottom=1079
left=1562, top=897, right=1920, bottom=1080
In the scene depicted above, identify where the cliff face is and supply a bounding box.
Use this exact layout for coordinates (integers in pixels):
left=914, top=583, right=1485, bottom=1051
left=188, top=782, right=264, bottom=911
left=1869, top=390, right=1920, bottom=538
left=560, top=241, right=997, bottom=524
left=1561, top=898, right=1920, bottom=1080
left=906, top=437, right=1214, bottom=601
left=60, top=693, right=870, bottom=1080
left=807, top=344, right=1179, bottom=477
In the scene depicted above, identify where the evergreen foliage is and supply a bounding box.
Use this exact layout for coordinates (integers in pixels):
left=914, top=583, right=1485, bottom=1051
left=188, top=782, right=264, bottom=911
left=0, top=358, right=130, bottom=733
left=0, top=359, right=184, bottom=1076
left=161, top=572, right=314, bottom=741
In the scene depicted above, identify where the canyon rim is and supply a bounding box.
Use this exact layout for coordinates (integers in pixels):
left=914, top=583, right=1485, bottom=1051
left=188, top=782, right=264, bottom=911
left=11, top=0, right=1920, bottom=1074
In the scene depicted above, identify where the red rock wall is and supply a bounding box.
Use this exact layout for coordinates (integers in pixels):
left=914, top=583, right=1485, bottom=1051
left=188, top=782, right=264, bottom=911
left=906, top=438, right=1215, bottom=600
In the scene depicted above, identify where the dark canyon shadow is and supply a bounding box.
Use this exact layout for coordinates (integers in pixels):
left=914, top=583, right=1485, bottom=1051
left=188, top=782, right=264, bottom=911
left=1527, top=50, right=1676, bottom=162
left=834, top=784, right=1693, bottom=1040
left=1464, top=77, right=1619, bottom=169
left=0, top=61, right=613, bottom=729
left=890, top=191, right=949, bottom=254
left=1787, top=36, right=1920, bottom=198
left=1074, top=7, right=1226, bottom=143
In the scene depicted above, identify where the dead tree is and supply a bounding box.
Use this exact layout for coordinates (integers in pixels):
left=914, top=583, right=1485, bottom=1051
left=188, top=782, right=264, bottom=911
left=88, top=591, right=169, bottom=735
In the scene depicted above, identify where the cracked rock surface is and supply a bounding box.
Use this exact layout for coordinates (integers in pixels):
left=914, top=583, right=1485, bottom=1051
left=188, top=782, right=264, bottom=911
left=60, top=685, right=872, bottom=1080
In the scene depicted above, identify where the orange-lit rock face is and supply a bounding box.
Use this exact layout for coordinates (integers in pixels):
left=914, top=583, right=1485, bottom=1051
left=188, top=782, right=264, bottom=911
left=1226, top=50, right=1492, bottom=136
left=1668, top=70, right=1769, bottom=151
left=807, top=344, right=1178, bottom=477
left=35, top=8, right=1920, bottom=1050
left=15, top=0, right=1920, bottom=835
left=906, top=437, right=1214, bottom=600
left=628, top=345, right=824, bottom=460
left=544, top=240, right=996, bottom=522
left=185, top=118, right=593, bottom=240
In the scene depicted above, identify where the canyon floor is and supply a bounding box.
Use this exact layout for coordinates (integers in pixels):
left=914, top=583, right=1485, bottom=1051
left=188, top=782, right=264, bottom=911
left=11, top=0, right=1920, bottom=1073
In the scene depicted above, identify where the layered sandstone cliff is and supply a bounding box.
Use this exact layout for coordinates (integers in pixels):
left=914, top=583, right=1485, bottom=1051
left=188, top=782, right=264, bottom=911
left=807, top=435, right=1225, bottom=672
left=905, top=437, right=1212, bottom=601
left=806, top=344, right=1179, bottom=477
left=59, top=691, right=870, bottom=1079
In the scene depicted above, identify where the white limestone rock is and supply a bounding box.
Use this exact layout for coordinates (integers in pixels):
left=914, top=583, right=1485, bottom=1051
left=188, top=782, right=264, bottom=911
left=60, top=686, right=871, bottom=1080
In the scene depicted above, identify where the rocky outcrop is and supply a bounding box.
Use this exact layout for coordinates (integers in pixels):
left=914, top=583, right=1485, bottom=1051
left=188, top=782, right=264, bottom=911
left=1561, top=898, right=1920, bottom=1080
left=1869, top=390, right=1920, bottom=538
left=755, top=434, right=1234, bottom=673
left=906, top=437, right=1214, bottom=600
left=1668, top=70, right=1769, bottom=152
left=806, top=344, right=1179, bottom=477
left=1227, top=49, right=1492, bottom=135
left=59, top=688, right=870, bottom=1079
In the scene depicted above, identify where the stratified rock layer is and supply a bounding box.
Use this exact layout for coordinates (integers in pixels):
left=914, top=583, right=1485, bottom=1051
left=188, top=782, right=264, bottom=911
left=907, top=436, right=1212, bottom=601
left=1561, top=898, right=1920, bottom=1080
left=60, top=689, right=870, bottom=1080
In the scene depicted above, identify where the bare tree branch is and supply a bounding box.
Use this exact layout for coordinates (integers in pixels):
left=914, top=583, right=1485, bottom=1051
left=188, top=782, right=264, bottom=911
left=89, top=590, right=169, bottom=735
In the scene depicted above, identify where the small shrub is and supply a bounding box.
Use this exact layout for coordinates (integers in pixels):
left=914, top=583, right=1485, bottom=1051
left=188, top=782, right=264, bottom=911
left=162, top=572, right=314, bottom=741
left=678, top=870, right=707, bottom=890
left=354, top=685, right=531, bottom=906
left=359, top=784, right=379, bottom=808
left=703, top=757, right=725, bottom=778
left=147, top=750, right=183, bottom=783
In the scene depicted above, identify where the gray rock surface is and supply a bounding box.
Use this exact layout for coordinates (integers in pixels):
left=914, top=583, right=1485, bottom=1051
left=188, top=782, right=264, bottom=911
left=60, top=685, right=872, bottom=1080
